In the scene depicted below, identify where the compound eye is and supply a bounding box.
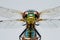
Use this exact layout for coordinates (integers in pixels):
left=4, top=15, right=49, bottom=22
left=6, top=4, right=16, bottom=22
left=34, top=12, right=37, bottom=14
left=25, top=12, right=28, bottom=14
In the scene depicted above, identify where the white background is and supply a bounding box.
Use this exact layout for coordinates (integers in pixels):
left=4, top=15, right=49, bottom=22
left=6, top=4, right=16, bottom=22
left=0, top=0, right=60, bottom=40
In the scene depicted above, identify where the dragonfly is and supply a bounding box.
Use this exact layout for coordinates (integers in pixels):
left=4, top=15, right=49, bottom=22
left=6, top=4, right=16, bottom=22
left=0, top=6, right=60, bottom=40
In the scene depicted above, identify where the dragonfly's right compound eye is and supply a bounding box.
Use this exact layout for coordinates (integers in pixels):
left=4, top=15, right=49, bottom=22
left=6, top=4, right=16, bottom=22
left=34, top=12, right=39, bottom=19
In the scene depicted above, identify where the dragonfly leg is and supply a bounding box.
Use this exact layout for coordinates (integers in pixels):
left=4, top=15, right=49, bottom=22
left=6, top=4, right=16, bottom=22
left=19, top=28, right=27, bottom=40
left=34, top=28, right=41, bottom=40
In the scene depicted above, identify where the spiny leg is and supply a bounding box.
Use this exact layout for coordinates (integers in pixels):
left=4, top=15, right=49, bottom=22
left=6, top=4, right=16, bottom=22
left=19, top=28, right=27, bottom=40
left=34, top=28, right=41, bottom=40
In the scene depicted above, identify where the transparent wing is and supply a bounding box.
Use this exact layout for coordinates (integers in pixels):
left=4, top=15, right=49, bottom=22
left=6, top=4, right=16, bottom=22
left=0, top=7, right=24, bottom=29
left=0, top=17, right=26, bottom=29
left=36, top=20, right=60, bottom=29
left=0, top=6, right=23, bottom=19
left=40, top=6, right=60, bottom=19
left=39, top=6, right=60, bottom=28
left=0, top=20, right=26, bottom=29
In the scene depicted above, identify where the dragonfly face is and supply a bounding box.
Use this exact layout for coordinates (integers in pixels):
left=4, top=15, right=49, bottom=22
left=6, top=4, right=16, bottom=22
left=23, top=10, right=39, bottom=24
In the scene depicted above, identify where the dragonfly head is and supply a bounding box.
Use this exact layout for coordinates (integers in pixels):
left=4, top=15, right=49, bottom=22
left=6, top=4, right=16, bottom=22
left=23, top=10, right=39, bottom=24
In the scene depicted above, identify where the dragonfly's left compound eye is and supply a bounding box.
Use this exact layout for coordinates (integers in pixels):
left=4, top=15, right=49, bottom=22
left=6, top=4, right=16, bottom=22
left=25, top=12, right=28, bottom=14
left=23, top=12, right=28, bottom=18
